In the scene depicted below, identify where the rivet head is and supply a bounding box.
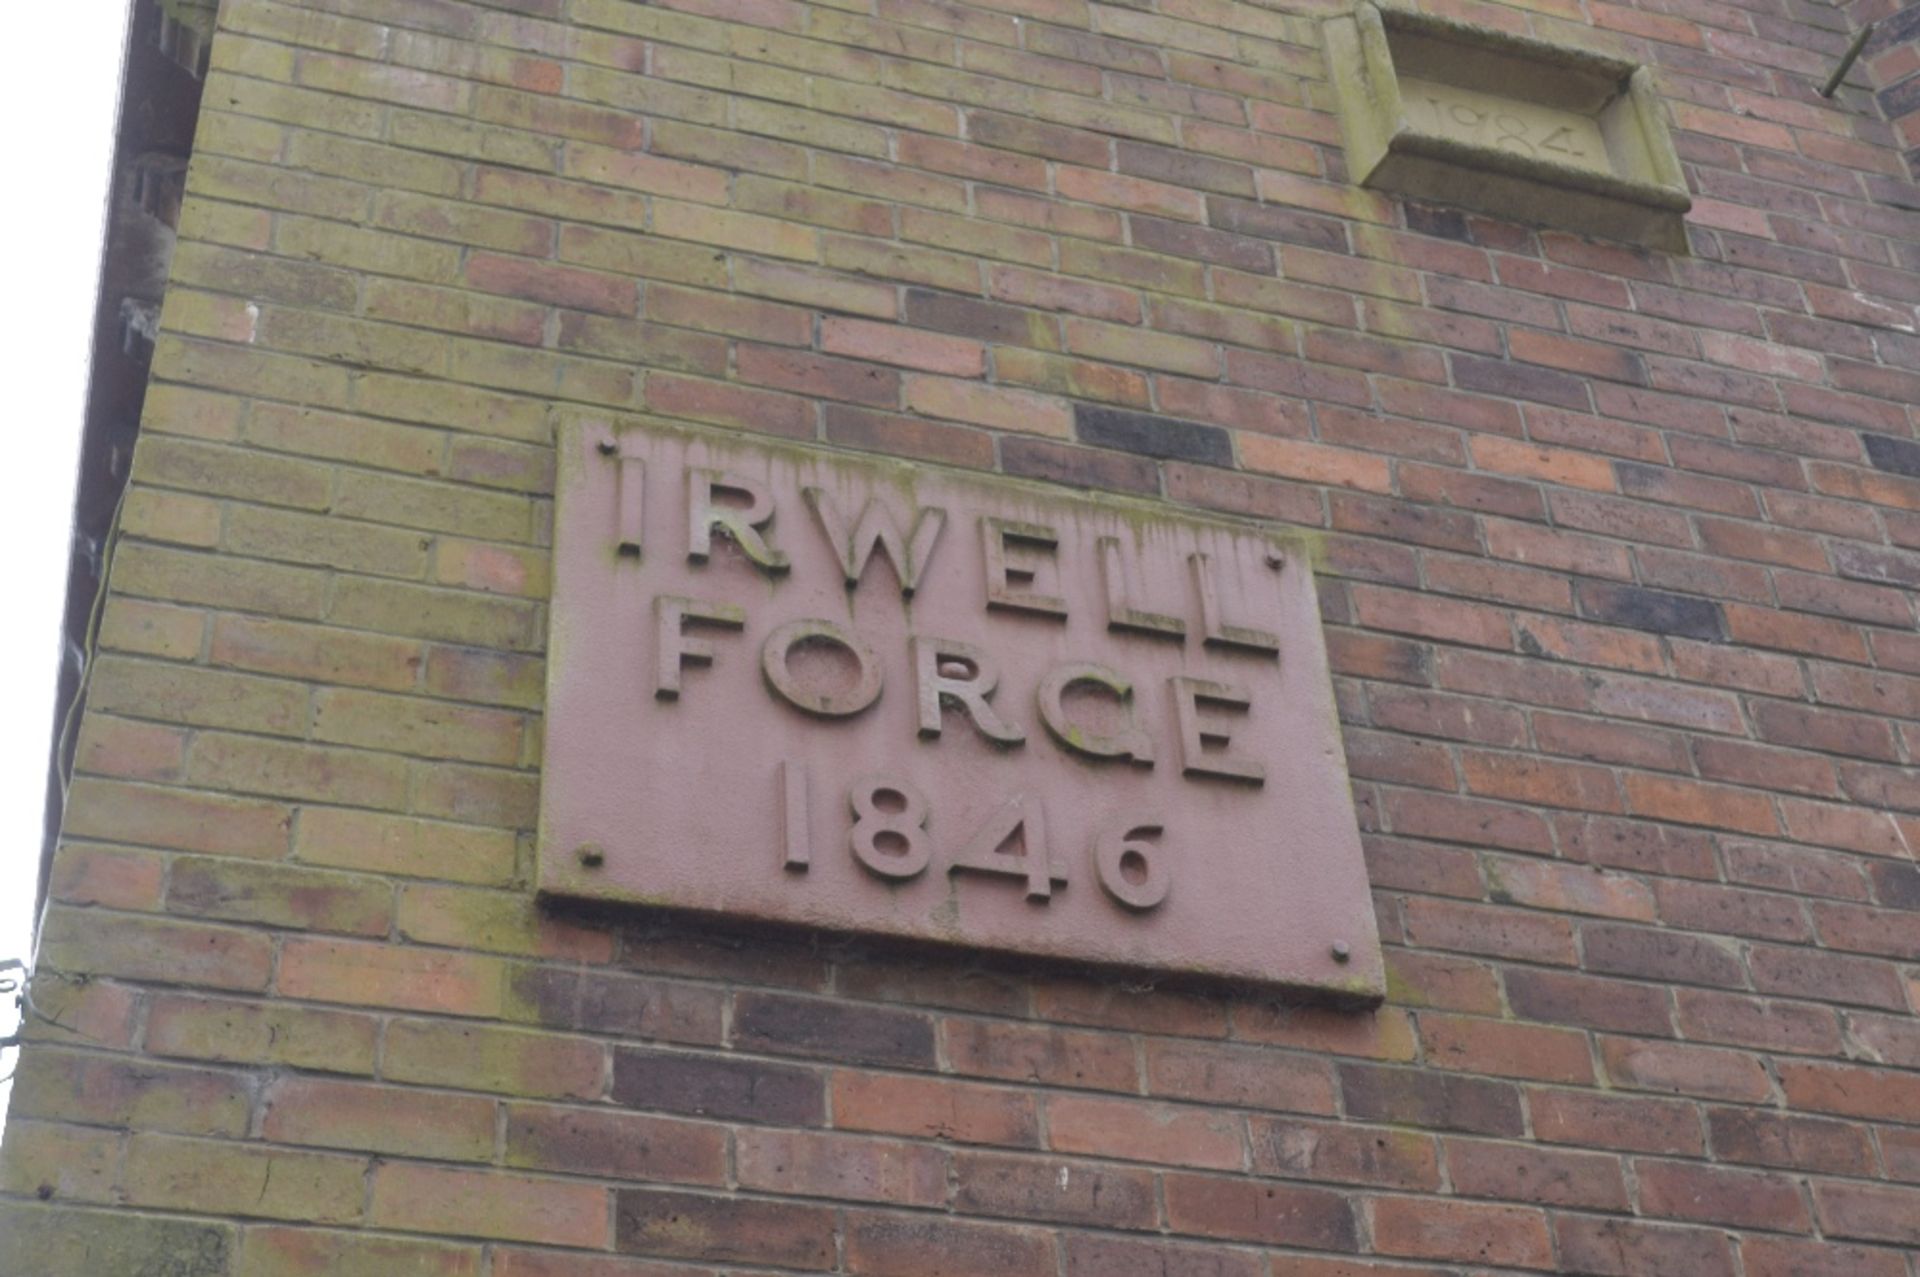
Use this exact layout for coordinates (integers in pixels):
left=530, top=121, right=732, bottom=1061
left=1331, top=941, right=1351, bottom=964
left=576, top=843, right=606, bottom=868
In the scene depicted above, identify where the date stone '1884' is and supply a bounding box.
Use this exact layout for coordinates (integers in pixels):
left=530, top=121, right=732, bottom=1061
left=538, top=416, right=1383, bottom=999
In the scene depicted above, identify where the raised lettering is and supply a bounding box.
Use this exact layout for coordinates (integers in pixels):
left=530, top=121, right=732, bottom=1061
left=780, top=760, right=810, bottom=871
left=913, top=636, right=1025, bottom=745
left=1170, top=675, right=1264, bottom=784
left=605, top=438, right=644, bottom=558
left=849, top=775, right=932, bottom=881
left=1190, top=552, right=1280, bottom=655
left=950, top=795, right=1063, bottom=900
left=687, top=468, right=790, bottom=575
left=1092, top=818, right=1169, bottom=911
left=1100, top=537, right=1186, bottom=641
left=653, top=595, right=745, bottom=699
left=806, top=488, right=946, bottom=596
left=982, top=518, right=1068, bottom=619
left=1037, top=662, right=1154, bottom=765
left=761, top=618, right=884, bottom=718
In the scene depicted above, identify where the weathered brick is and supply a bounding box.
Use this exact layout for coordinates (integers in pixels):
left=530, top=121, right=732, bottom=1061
left=1600, top=1037, right=1773, bottom=1103
left=371, top=1164, right=606, bottom=1247
left=236, top=1228, right=481, bottom=1277
left=833, top=1071, right=1037, bottom=1146
left=1555, top=1217, right=1736, bottom=1277
left=733, top=991, right=936, bottom=1067
left=125, top=1134, right=365, bottom=1224
left=1444, top=1138, right=1629, bottom=1210
left=739, top=1128, right=947, bottom=1206
left=506, top=1103, right=727, bottom=1184
left=11, top=1048, right=253, bottom=1138
left=1162, top=1172, right=1357, bottom=1249
left=146, top=994, right=378, bottom=1074
left=846, top=1212, right=1056, bottom=1277
left=1046, top=1094, right=1245, bottom=1169
left=614, top=1047, right=825, bottom=1125
left=1636, top=1158, right=1812, bottom=1231
left=1339, top=1063, right=1524, bottom=1137
left=386, top=1018, right=605, bottom=1100
left=262, top=1077, right=495, bottom=1160
left=1074, top=404, right=1232, bottom=465
left=1370, top=1197, right=1553, bottom=1268
left=1250, top=1117, right=1439, bottom=1189
left=1530, top=1088, right=1704, bottom=1156
left=0, top=1204, right=234, bottom=1277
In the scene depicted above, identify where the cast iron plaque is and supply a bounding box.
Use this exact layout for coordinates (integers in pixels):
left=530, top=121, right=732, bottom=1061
left=539, top=416, right=1383, bottom=1000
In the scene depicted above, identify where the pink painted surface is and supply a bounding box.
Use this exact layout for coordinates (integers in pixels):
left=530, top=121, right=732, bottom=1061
left=539, top=416, right=1383, bottom=999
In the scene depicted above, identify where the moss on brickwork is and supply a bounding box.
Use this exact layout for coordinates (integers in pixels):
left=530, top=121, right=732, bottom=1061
left=0, top=1203, right=233, bottom=1276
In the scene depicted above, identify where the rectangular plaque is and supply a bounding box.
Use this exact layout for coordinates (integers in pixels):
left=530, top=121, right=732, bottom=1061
left=1326, top=2, right=1691, bottom=251
left=538, top=416, right=1383, bottom=1000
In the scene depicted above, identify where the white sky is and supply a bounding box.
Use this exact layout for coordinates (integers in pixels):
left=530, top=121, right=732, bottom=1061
left=0, top=3, right=130, bottom=1115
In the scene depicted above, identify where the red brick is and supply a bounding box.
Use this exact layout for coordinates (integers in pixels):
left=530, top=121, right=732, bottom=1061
left=1386, top=790, right=1555, bottom=854
left=1031, top=977, right=1228, bottom=1037
left=1529, top=1089, right=1704, bottom=1156
left=1600, top=1037, right=1773, bottom=1103
left=1402, top=897, right=1575, bottom=965
left=1250, top=1116, right=1439, bottom=1189
left=1143, top=1039, right=1337, bottom=1113
left=1555, top=1217, right=1736, bottom=1277
left=1740, top=1237, right=1909, bottom=1277
left=1444, top=1138, right=1628, bottom=1210
left=1653, top=879, right=1811, bottom=942
left=952, top=1150, right=1155, bottom=1228
left=1811, top=1182, right=1920, bottom=1245
left=615, top=1189, right=835, bottom=1267
left=1777, top=1060, right=1920, bottom=1121
left=1503, top=968, right=1672, bottom=1035
left=1045, top=1094, right=1244, bottom=1169
left=1233, top=1002, right=1419, bottom=1060
left=1162, top=1172, right=1357, bottom=1248
left=1461, top=751, right=1623, bottom=814
left=1338, top=1063, right=1524, bottom=1137
left=941, top=1019, right=1138, bottom=1091
left=735, top=343, right=900, bottom=406
left=845, top=1212, right=1055, bottom=1277
left=736, top=1129, right=945, bottom=1206
left=1750, top=943, right=1907, bottom=1009
left=1418, top=1014, right=1594, bottom=1084
left=833, top=1072, right=1037, bottom=1147
left=262, top=1077, right=494, bottom=1160
left=371, top=1164, right=606, bottom=1247
left=10, top=1048, right=251, bottom=1138
left=1674, top=988, right=1841, bottom=1054
left=465, top=252, right=634, bottom=316
left=1379, top=950, right=1502, bottom=1015
left=645, top=373, right=814, bottom=438
left=1623, top=774, right=1779, bottom=836
left=820, top=318, right=986, bottom=374
left=505, top=1103, right=727, bottom=1184
left=613, top=1047, right=823, bottom=1125
left=1063, top=1235, right=1264, bottom=1277
left=1706, top=1106, right=1875, bottom=1176
left=1370, top=1197, right=1553, bottom=1269
left=1635, top=1158, right=1812, bottom=1231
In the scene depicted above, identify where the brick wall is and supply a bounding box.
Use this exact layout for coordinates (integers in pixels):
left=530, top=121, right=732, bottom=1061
left=1859, top=0, right=1920, bottom=176
left=4, top=0, right=1920, bottom=1272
